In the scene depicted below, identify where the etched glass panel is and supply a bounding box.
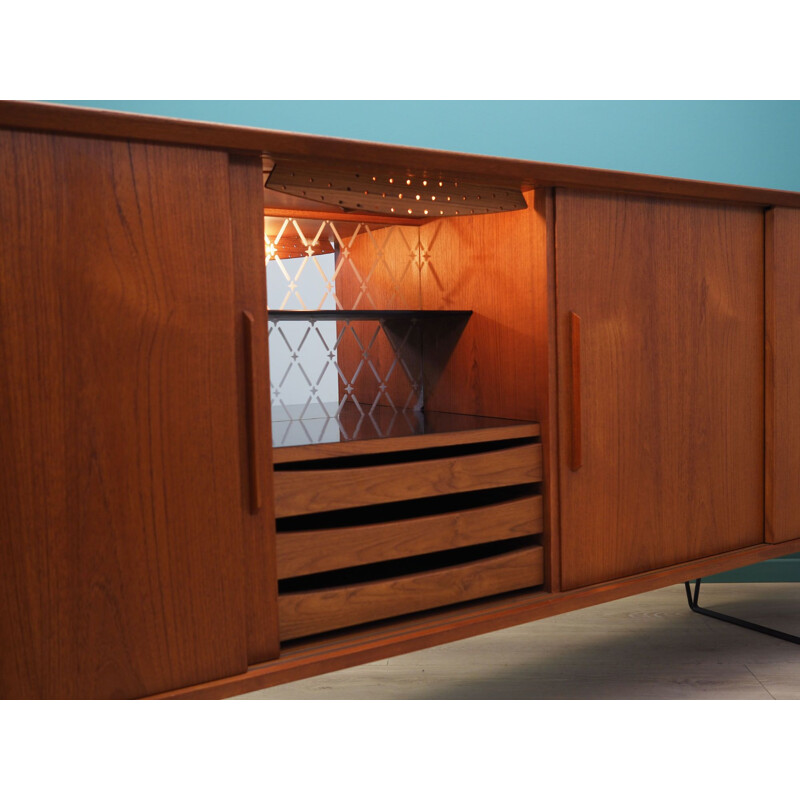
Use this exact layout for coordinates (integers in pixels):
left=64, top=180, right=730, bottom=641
left=265, top=217, right=421, bottom=311
left=266, top=213, right=431, bottom=446
left=268, top=317, right=424, bottom=447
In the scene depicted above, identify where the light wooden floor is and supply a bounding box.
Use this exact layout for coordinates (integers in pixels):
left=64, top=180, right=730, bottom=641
left=234, top=583, right=800, bottom=699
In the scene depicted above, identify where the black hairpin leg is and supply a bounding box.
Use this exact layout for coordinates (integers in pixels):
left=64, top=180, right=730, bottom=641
left=684, top=579, right=800, bottom=645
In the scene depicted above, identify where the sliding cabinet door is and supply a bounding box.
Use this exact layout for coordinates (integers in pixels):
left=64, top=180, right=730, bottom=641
left=556, top=190, right=764, bottom=590
left=0, top=131, right=276, bottom=698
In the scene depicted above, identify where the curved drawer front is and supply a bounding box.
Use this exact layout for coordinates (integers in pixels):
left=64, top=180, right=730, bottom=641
left=276, top=495, right=543, bottom=579
left=274, top=442, right=542, bottom=518
left=279, top=544, right=544, bottom=641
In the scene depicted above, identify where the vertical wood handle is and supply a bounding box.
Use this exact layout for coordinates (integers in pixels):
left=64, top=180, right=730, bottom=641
left=242, top=311, right=262, bottom=513
left=569, top=311, right=582, bottom=471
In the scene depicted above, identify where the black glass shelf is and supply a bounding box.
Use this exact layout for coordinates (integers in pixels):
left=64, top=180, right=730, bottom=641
left=268, top=309, right=473, bottom=321
left=271, top=407, right=540, bottom=461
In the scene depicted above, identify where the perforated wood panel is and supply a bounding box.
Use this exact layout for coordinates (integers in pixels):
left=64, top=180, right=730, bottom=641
left=266, top=161, right=527, bottom=219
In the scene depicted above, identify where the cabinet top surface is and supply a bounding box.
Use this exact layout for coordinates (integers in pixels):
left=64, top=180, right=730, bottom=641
left=3, top=100, right=800, bottom=209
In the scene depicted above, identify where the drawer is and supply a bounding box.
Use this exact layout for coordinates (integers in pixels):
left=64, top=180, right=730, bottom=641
left=276, top=494, right=543, bottom=579
left=273, top=442, right=543, bottom=518
left=278, top=543, right=544, bottom=641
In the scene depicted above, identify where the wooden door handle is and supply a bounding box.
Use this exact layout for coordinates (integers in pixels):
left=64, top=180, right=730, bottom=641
left=242, top=311, right=262, bottom=512
left=569, top=311, right=582, bottom=471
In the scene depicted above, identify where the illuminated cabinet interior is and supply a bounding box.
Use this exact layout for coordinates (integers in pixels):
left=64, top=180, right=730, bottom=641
left=262, top=162, right=548, bottom=643
left=2, top=101, right=799, bottom=699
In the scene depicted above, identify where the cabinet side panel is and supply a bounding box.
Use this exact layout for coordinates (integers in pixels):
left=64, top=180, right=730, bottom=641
left=0, top=130, right=248, bottom=698
left=766, top=207, right=800, bottom=543
left=533, top=190, right=561, bottom=592
left=229, top=155, right=280, bottom=662
left=419, top=194, right=541, bottom=421
left=556, top=190, right=764, bottom=590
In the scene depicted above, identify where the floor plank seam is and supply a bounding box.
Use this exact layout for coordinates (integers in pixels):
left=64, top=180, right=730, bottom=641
left=744, top=664, right=776, bottom=700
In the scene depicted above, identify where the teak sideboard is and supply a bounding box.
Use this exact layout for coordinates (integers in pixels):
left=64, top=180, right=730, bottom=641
left=2, top=101, right=800, bottom=699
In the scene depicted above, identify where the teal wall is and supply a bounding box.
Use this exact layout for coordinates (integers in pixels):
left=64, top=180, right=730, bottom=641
left=53, top=100, right=800, bottom=581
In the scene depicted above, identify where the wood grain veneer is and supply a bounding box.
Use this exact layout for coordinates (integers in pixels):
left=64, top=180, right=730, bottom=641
left=532, top=190, right=562, bottom=593
left=0, top=130, right=249, bottom=698
left=229, top=155, right=281, bottom=664
left=568, top=311, right=582, bottom=471
left=278, top=544, right=544, bottom=640
left=242, top=311, right=262, bottom=512
left=273, top=442, right=542, bottom=518
left=765, top=207, right=800, bottom=543
left=419, top=192, right=541, bottom=421
left=556, top=190, right=764, bottom=590
left=276, top=495, right=543, bottom=578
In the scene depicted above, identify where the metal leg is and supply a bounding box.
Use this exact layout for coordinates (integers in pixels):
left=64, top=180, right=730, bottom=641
left=684, top=578, right=800, bottom=645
